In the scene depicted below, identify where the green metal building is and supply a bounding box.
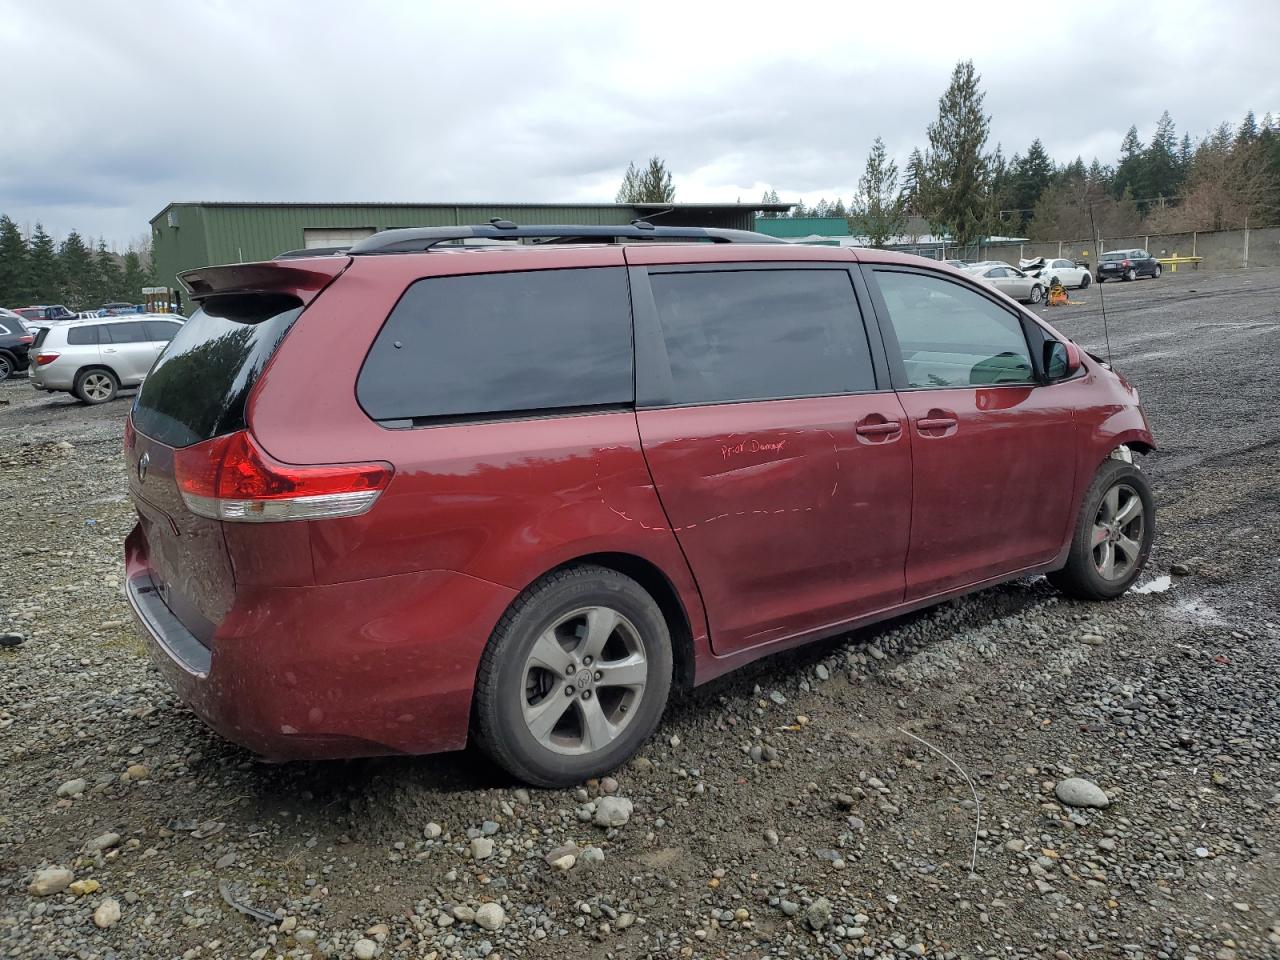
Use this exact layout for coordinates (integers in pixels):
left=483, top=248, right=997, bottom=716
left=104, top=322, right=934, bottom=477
left=150, top=201, right=791, bottom=292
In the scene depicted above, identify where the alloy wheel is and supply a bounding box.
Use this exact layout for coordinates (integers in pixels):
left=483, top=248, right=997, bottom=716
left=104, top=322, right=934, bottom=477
left=520, top=605, right=647, bottom=755
left=0, top=356, right=11, bottom=381
left=1091, top=482, right=1144, bottom=581
left=82, top=373, right=113, bottom=401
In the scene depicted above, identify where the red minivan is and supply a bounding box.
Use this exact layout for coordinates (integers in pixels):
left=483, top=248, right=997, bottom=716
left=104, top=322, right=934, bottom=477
left=124, top=224, right=1155, bottom=786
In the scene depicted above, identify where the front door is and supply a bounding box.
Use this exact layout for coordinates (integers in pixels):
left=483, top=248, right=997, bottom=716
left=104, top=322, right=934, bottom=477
left=865, top=266, right=1077, bottom=600
left=632, top=264, right=913, bottom=654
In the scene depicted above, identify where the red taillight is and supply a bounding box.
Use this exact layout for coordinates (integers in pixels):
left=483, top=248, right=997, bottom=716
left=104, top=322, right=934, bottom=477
left=1122, top=259, right=1131, bottom=267
left=124, top=416, right=136, bottom=452
left=35, top=353, right=59, bottom=365
left=172, top=430, right=393, bottom=522
left=18, top=335, right=33, bottom=345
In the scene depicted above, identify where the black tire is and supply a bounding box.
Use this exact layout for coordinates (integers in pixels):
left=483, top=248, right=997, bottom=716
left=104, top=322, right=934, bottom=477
left=1029, top=284, right=1044, bottom=304
left=1048, top=458, right=1155, bottom=601
left=0, top=351, right=14, bottom=383
left=1096, top=275, right=1105, bottom=284
left=1079, top=273, right=1092, bottom=289
left=73, top=368, right=118, bottom=404
left=1125, top=268, right=1137, bottom=281
left=472, top=564, right=673, bottom=787
left=1152, top=264, right=1162, bottom=278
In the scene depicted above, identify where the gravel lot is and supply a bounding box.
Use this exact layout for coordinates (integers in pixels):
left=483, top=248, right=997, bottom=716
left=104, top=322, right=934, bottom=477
left=2, top=266, right=1278, bottom=960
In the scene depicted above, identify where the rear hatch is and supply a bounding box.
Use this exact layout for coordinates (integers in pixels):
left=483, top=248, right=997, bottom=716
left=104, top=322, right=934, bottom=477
left=126, top=258, right=348, bottom=646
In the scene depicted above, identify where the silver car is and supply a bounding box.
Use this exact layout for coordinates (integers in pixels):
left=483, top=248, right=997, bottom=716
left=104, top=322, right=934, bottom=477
left=963, top=264, right=1046, bottom=304
left=30, top=315, right=184, bottom=404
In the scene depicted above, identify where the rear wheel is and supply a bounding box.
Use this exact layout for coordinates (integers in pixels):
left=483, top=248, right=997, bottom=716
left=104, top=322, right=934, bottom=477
left=1096, top=275, right=1105, bottom=284
left=0, top=351, right=14, bottom=382
left=1048, top=459, right=1154, bottom=600
left=1029, top=284, right=1044, bottom=304
left=472, top=565, right=673, bottom=786
left=1079, top=273, right=1092, bottom=289
left=1125, top=268, right=1137, bottom=281
left=74, top=368, right=118, bottom=404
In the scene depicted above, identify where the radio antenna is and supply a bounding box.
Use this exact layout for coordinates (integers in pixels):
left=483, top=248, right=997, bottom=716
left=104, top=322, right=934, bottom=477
left=1086, top=201, right=1114, bottom=367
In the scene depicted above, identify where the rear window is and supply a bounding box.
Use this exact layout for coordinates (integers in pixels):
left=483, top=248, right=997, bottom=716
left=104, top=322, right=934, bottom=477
left=67, top=325, right=101, bottom=345
left=132, top=294, right=302, bottom=448
left=1101, top=252, right=1127, bottom=262
left=357, top=267, right=633, bottom=423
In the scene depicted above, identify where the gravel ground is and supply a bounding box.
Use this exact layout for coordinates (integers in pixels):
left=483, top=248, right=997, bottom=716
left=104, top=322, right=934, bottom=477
left=2, top=266, right=1278, bottom=960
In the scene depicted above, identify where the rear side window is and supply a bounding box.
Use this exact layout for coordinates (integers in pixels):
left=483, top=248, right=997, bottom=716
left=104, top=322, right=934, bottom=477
left=357, top=267, right=633, bottom=423
left=874, top=270, right=1034, bottom=388
left=644, top=269, right=875, bottom=406
left=106, top=321, right=148, bottom=344
left=145, top=320, right=182, bottom=342
left=67, top=325, right=101, bottom=345
left=132, top=294, right=302, bottom=448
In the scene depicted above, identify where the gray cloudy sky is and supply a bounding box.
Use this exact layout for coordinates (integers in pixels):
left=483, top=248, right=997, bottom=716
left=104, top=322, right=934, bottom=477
left=2, top=0, right=1276, bottom=247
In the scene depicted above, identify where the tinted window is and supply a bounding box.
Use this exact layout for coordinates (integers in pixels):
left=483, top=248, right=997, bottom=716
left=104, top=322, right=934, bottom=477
left=646, top=269, right=875, bottom=405
left=106, top=321, right=147, bottom=344
left=875, top=271, right=1034, bottom=388
left=145, top=320, right=182, bottom=342
left=133, top=295, right=302, bottom=448
left=357, top=267, right=633, bottom=422
left=0, top=323, right=9, bottom=336
left=67, top=325, right=101, bottom=345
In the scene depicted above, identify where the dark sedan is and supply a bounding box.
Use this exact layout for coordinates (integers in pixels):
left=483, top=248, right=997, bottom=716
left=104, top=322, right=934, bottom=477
left=1097, top=249, right=1162, bottom=282
left=0, top=308, right=35, bottom=381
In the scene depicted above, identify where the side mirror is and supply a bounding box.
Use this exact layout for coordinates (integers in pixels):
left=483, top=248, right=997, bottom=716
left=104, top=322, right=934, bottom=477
left=1044, top=340, right=1083, bottom=380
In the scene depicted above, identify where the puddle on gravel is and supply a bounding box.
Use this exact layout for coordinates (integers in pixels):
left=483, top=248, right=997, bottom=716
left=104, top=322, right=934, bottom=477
left=1132, top=575, right=1173, bottom=594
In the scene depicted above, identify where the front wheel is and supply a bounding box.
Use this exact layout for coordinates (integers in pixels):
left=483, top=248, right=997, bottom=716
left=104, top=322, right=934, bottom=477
left=1029, top=284, right=1044, bottom=304
left=472, top=565, right=673, bottom=786
left=1048, top=459, right=1154, bottom=600
left=1079, top=273, right=1092, bottom=289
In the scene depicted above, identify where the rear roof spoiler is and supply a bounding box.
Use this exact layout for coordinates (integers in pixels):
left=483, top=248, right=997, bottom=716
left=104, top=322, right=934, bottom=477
left=178, top=258, right=349, bottom=303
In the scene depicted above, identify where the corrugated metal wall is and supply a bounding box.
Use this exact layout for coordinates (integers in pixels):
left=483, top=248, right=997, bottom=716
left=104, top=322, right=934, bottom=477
left=150, top=203, right=764, bottom=290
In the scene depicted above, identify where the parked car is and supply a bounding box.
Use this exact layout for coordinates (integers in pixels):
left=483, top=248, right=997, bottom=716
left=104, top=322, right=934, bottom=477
left=1096, top=249, right=1161, bottom=282
left=101, top=302, right=142, bottom=316
left=15, top=304, right=76, bottom=325
left=964, top=263, right=1047, bottom=304
left=1019, top=257, right=1092, bottom=289
left=0, top=308, right=35, bottom=381
left=123, top=223, right=1156, bottom=786
left=29, top=315, right=184, bottom=403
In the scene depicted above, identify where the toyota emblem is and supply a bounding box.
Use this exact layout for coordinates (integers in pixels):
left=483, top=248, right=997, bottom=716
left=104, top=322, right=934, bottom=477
left=137, top=451, right=150, bottom=483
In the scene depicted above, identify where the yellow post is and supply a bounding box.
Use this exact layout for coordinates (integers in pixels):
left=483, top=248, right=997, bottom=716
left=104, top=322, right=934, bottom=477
left=1171, top=252, right=1177, bottom=272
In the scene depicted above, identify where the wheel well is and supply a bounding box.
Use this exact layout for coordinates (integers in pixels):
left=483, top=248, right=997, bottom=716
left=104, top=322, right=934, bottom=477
left=554, top=552, right=697, bottom=692
left=74, top=364, right=119, bottom=385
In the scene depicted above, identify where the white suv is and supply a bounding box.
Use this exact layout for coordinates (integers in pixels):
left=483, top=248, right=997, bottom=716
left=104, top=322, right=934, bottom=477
left=30, top=316, right=184, bottom=404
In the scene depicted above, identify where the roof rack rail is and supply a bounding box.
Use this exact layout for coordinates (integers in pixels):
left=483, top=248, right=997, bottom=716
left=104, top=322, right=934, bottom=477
left=346, top=222, right=778, bottom=255
left=274, top=246, right=350, bottom=260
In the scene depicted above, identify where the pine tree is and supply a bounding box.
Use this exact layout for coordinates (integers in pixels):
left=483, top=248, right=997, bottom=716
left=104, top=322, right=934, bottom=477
left=1145, top=111, right=1181, bottom=198
left=921, top=60, right=992, bottom=246
left=759, top=189, right=781, bottom=217
left=26, top=223, right=62, bottom=304
left=851, top=136, right=907, bottom=247
left=58, top=231, right=96, bottom=309
left=1010, top=139, right=1054, bottom=227
left=901, top=148, right=926, bottom=214
left=1237, top=110, right=1259, bottom=145
left=121, top=250, right=149, bottom=303
left=1178, top=133, right=1194, bottom=172
left=1113, top=125, right=1146, bottom=199
left=0, top=215, right=32, bottom=305
left=616, top=156, right=675, bottom=203
left=94, top=241, right=124, bottom=305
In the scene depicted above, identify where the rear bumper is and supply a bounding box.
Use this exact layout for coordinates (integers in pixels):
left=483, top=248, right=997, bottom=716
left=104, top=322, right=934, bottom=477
left=124, top=524, right=517, bottom=760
